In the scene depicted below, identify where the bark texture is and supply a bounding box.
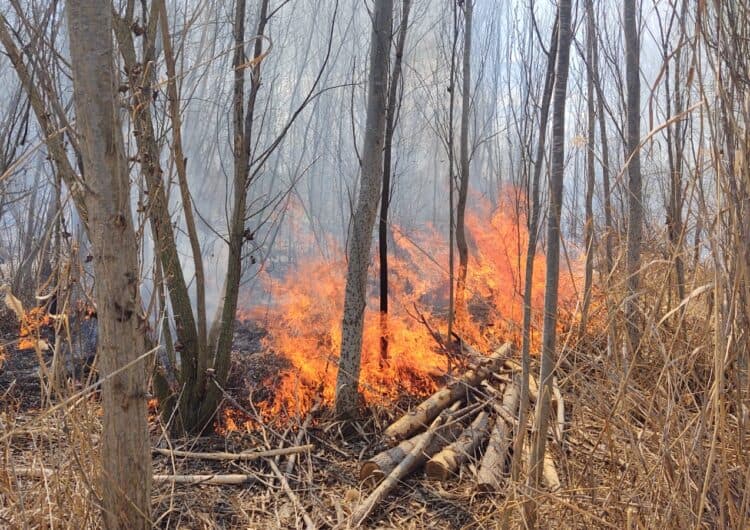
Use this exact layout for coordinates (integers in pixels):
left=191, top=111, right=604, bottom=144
left=66, top=2, right=151, bottom=527
left=527, top=0, right=573, bottom=513
left=624, top=0, right=643, bottom=350
left=335, top=0, right=393, bottom=418
left=455, top=0, right=473, bottom=317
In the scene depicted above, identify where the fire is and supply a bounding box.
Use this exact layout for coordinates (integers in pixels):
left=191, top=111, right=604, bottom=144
left=232, top=190, right=581, bottom=429
left=18, top=306, right=51, bottom=351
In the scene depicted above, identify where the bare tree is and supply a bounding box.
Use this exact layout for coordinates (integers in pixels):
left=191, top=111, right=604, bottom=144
left=624, top=0, right=643, bottom=350
left=379, top=0, right=413, bottom=362
left=526, top=0, right=573, bottom=524
left=579, top=0, right=597, bottom=336
left=335, top=0, right=393, bottom=418
left=455, top=0, right=473, bottom=318
left=514, top=8, right=558, bottom=482
left=66, top=1, right=151, bottom=526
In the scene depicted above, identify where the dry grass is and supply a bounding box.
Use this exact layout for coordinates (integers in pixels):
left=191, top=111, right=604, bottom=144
left=0, top=271, right=747, bottom=529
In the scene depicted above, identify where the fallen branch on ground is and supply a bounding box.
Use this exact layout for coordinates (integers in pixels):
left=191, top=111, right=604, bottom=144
left=360, top=401, right=464, bottom=484
left=152, top=474, right=256, bottom=485
left=152, top=444, right=313, bottom=461
left=351, top=404, right=455, bottom=526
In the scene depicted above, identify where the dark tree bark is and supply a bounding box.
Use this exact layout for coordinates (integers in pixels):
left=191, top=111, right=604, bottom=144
left=624, top=0, right=643, bottom=350
left=379, top=0, right=413, bottom=362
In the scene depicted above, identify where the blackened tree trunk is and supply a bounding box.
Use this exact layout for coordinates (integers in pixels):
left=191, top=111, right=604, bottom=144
left=66, top=2, right=151, bottom=527
left=379, top=0, right=413, bottom=362
left=336, top=0, right=393, bottom=418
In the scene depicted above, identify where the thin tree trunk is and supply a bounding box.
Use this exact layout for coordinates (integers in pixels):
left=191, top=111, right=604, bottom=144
left=455, top=0, right=473, bottom=320
left=587, top=0, right=615, bottom=355
left=447, top=4, right=459, bottom=343
left=624, top=0, right=643, bottom=351
left=513, top=12, right=558, bottom=482
left=335, top=0, right=393, bottom=418
left=197, top=0, right=270, bottom=430
left=526, top=0, right=573, bottom=525
left=580, top=0, right=597, bottom=336
left=67, top=2, right=151, bottom=527
left=379, top=0, right=412, bottom=362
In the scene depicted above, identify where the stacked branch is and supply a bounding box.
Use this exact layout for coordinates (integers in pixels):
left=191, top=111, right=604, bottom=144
left=353, top=342, right=565, bottom=525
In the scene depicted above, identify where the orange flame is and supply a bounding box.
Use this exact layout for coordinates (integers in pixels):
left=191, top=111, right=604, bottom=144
left=231, top=190, right=581, bottom=429
left=18, top=306, right=51, bottom=351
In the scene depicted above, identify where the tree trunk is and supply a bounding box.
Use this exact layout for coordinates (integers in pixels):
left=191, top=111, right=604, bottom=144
left=379, top=0, right=412, bottom=362
left=580, top=0, right=597, bottom=337
left=196, top=0, right=271, bottom=430
left=527, top=0, right=573, bottom=525
left=335, top=0, right=393, bottom=418
left=447, top=4, right=459, bottom=342
left=455, top=0, right=473, bottom=320
left=624, top=0, right=643, bottom=351
left=66, top=3, right=151, bottom=527
left=586, top=0, right=615, bottom=355
left=514, top=12, right=558, bottom=481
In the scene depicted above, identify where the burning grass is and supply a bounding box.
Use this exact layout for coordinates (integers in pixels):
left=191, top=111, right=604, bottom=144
left=1, top=297, right=745, bottom=528
left=233, top=193, right=582, bottom=428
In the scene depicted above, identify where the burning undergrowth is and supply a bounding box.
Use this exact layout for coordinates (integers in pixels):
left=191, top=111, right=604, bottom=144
left=223, top=192, right=582, bottom=432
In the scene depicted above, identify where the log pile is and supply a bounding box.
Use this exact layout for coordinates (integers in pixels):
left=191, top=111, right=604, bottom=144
left=354, top=342, right=563, bottom=524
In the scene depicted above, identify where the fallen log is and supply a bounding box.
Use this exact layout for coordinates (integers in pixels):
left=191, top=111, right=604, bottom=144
left=153, top=444, right=313, bottom=462
left=351, top=407, right=453, bottom=526
left=476, top=376, right=521, bottom=491
left=152, top=474, right=255, bottom=485
left=384, top=343, right=512, bottom=443
left=425, top=409, right=492, bottom=481
left=360, top=402, right=464, bottom=484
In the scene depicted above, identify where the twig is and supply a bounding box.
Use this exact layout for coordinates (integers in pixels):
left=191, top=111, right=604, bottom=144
left=267, top=458, right=316, bottom=530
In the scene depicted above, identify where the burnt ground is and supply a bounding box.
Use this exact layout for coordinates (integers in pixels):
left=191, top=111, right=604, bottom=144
left=0, top=309, right=50, bottom=412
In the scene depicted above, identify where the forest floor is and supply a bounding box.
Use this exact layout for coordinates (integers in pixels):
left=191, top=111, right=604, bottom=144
left=1, top=310, right=747, bottom=529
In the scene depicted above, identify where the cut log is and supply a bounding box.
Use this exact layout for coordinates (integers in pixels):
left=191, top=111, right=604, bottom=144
left=425, top=409, right=492, bottom=481
left=476, top=376, right=521, bottom=491
left=351, top=404, right=454, bottom=526
left=360, top=402, right=464, bottom=484
left=384, top=343, right=512, bottom=443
